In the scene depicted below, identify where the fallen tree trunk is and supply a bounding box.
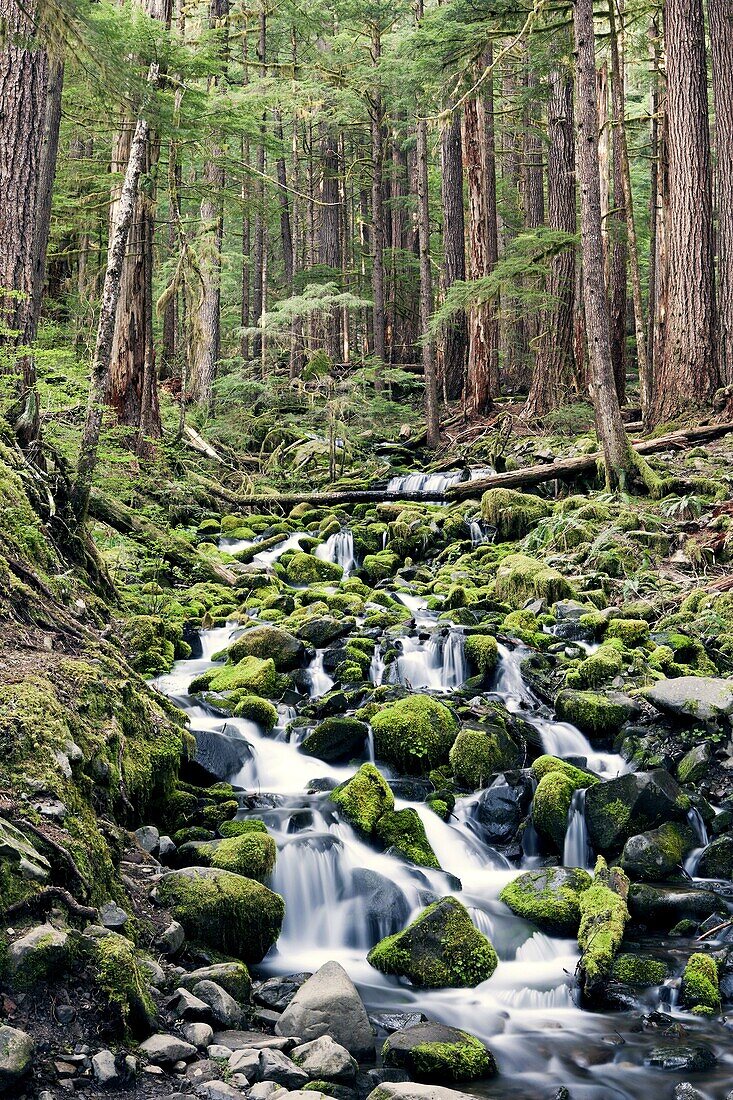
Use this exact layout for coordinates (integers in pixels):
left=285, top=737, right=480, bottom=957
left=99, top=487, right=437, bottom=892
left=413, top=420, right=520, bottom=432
left=89, top=490, right=237, bottom=586
left=448, top=421, right=733, bottom=499
left=231, top=422, right=733, bottom=509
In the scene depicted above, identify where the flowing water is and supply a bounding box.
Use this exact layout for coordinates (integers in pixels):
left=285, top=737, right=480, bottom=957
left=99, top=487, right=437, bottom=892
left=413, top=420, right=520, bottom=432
left=316, top=529, right=356, bottom=577
left=152, top=622, right=733, bottom=1098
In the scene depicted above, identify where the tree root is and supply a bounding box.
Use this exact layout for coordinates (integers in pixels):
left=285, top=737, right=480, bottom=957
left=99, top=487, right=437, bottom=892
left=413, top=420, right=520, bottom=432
left=2, top=887, right=97, bottom=924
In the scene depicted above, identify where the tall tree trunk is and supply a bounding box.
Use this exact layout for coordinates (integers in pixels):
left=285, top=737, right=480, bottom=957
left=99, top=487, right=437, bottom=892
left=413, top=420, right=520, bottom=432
left=0, top=0, right=49, bottom=452
left=107, top=0, right=170, bottom=444
left=251, top=6, right=266, bottom=362
left=31, top=58, right=63, bottom=332
left=319, top=119, right=341, bottom=363
left=370, top=26, right=386, bottom=386
left=608, top=25, right=628, bottom=404
left=652, top=0, right=718, bottom=421
left=440, top=109, right=467, bottom=401
left=74, top=97, right=153, bottom=518
left=240, top=24, right=251, bottom=363
left=415, top=1, right=438, bottom=446
left=609, top=0, right=651, bottom=418
left=646, top=19, right=660, bottom=420
left=526, top=62, right=577, bottom=418
left=462, top=45, right=498, bottom=418
left=709, top=0, right=733, bottom=386
left=519, top=63, right=544, bottom=394
left=573, top=0, right=636, bottom=486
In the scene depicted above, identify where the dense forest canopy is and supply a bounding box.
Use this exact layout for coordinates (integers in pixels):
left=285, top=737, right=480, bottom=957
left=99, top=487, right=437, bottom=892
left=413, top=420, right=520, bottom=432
left=3, top=0, right=733, bottom=1097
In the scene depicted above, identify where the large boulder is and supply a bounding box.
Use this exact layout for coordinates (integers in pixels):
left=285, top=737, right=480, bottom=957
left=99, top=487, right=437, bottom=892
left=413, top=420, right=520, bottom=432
left=532, top=771, right=577, bottom=851
left=275, top=960, right=374, bottom=1060
left=375, top=809, right=440, bottom=869
left=301, top=717, right=369, bottom=763
left=554, top=690, right=635, bottom=739
left=291, top=1035, right=357, bottom=1082
left=226, top=626, right=304, bottom=671
left=382, top=1023, right=496, bottom=1083
left=480, top=489, right=550, bottom=541
left=448, top=722, right=522, bottom=790
left=619, top=822, right=695, bottom=882
left=367, top=896, right=497, bottom=989
left=177, top=832, right=277, bottom=882
left=366, top=1085, right=480, bottom=1100
left=472, top=774, right=533, bottom=845
left=7, top=923, right=69, bottom=985
left=154, top=867, right=284, bottom=962
left=331, top=764, right=394, bottom=835
left=191, top=726, right=253, bottom=784
left=697, top=835, right=733, bottom=879
left=350, top=868, right=411, bottom=940
left=646, top=677, right=733, bottom=727
left=585, top=769, right=689, bottom=853
left=500, top=867, right=592, bottom=935
left=371, top=697, right=458, bottom=775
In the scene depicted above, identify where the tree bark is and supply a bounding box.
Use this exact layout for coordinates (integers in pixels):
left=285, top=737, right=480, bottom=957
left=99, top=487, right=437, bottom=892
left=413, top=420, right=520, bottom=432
left=415, top=0, right=438, bottom=448
left=318, top=117, right=341, bottom=362
left=653, top=0, right=718, bottom=421
left=74, top=93, right=153, bottom=519
left=439, top=110, right=467, bottom=402
left=608, top=21, right=628, bottom=404
left=709, top=0, right=733, bottom=386
left=251, top=6, right=266, bottom=361
left=370, top=26, right=386, bottom=386
left=526, top=62, right=577, bottom=417
left=31, top=58, right=63, bottom=333
left=573, top=0, right=636, bottom=486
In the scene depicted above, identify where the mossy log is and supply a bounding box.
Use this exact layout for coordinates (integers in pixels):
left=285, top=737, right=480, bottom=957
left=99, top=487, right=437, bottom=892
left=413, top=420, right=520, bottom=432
left=88, top=490, right=237, bottom=586
left=224, top=422, right=733, bottom=508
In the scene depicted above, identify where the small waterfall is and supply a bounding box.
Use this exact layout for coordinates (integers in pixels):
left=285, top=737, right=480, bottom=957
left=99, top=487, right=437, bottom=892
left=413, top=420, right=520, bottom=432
left=369, top=644, right=385, bottom=686
left=254, top=531, right=305, bottom=566
left=563, top=789, right=592, bottom=869
left=316, top=529, right=355, bottom=577
left=272, top=834, right=355, bottom=946
left=521, top=816, right=541, bottom=866
left=366, top=726, right=375, bottom=763
left=305, top=650, right=334, bottom=698
left=387, top=470, right=463, bottom=495
left=468, top=519, right=493, bottom=547
left=390, top=630, right=466, bottom=691
left=684, top=807, right=710, bottom=877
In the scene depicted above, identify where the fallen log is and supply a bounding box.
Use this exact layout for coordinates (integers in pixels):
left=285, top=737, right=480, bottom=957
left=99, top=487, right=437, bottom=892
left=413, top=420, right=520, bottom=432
left=233, top=488, right=448, bottom=509
left=448, top=421, right=733, bottom=500
left=89, top=490, right=238, bottom=586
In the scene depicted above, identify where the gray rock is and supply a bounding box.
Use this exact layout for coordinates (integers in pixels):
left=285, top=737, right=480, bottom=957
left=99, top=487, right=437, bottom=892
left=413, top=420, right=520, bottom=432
left=99, top=901, right=129, bottom=929
left=195, top=1084, right=245, bottom=1099
left=382, top=1024, right=495, bottom=1082
left=248, top=1083, right=284, bottom=1099
left=182, top=1023, right=214, bottom=1049
left=159, top=835, right=177, bottom=860
left=350, top=869, right=410, bottom=940
left=181, top=962, right=250, bottom=1004
left=214, top=1031, right=297, bottom=1052
left=139, top=1034, right=197, bottom=1065
left=255, top=973, right=311, bottom=1012
left=0, top=817, right=50, bottom=883
left=208, top=1045, right=233, bottom=1060
left=646, top=676, right=733, bottom=726
left=275, top=961, right=374, bottom=1060
left=585, top=770, right=688, bottom=852
left=8, top=923, right=68, bottom=976
left=673, top=1086, right=705, bottom=1100
left=365, top=1086, right=479, bottom=1100
left=677, top=743, right=712, bottom=784
left=370, top=1013, right=427, bottom=1035
left=0, top=1026, right=34, bottom=1092
left=629, top=884, right=720, bottom=928
left=192, top=980, right=244, bottom=1028
left=291, top=1036, right=357, bottom=1082
left=645, top=1045, right=716, bottom=1072
left=256, top=1049, right=309, bottom=1089
left=228, top=1049, right=260, bottom=1080
left=135, top=826, right=160, bottom=855
left=91, top=1050, right=122, bottom=1088
left=157, top=921, right=185, bottom=955
left=170, top=987, right=212, bottom=1020
left=187, top=1059, right=223, bottom=1085
left=139, top=957, right=166, bottom=987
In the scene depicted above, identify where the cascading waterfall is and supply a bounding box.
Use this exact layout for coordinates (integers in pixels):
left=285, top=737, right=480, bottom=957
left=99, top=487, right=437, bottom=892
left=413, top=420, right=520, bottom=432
left=316, top=529, right=356, bottom=576
left=684, top=807, right=711, bottom=877
left=389, top=629, right=466, bottom=692
left=305, top=650, right=334, bottom=698
left=387, top=471, right=464, bottom=494
left=468, top=519, right=493, bottom=546
left=563, top=788, right=592, bottom=869
left=369, top=644, right=385, bottom=686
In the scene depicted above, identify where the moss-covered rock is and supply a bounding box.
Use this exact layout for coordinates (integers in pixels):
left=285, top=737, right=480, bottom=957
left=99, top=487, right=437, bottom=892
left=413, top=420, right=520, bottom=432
left=285, top=552, right=343, bottom=586
left=500, top=867, right=592, bottom=935
left=554, top=690, right=633, bottom=739
left=177, top=831, right=277, bottom=881
left=606, top=619, right=650, bottom=648
left=225, top=625, right=304, bottom=670
left=566, top=643, right=624, bottom=690
left=375, top=808, right=440, bottom=869
left=481, top=489, right=550, bottom=541
left=619, top=822, right=694, bottom=882
left=234, top=696, right=279, bottom=729
left=191, top=655, right=278, bottom=697
left=464, top=634, right=499, bottom=679
left=611, top=953, right=668, bottom=987
left=154, top=866, right=284, bottom=962
left=585, top=769, right=689, bottom=853
left=179, top=961, right=251, bottom=1005
left=681, top=952, right=720, bottom=1014
left=530, top=755, right=599, bottom=788
left=218, top=818, right=267, bottom=838
left=577, top=858, right=629, bottom=995
left=93, top=933, right=156, bottom=1037
left=367, top=896, right=497, bottom=988
left=382, top=1022, right=496, bottom=1083
left=532, top=771, right=577, bottom=850
left=330, top=763, right=394, bottom=835
left=301, top=717, right=369, bottom=763
left=697, top=835, right=733, bottom=879
left=449, top=726, right=518, bottom=790
left=493, top=554, right=574, bottom=608
left=123, top=615, right=183, bottom=677
left=371, top=697, right=458, bottom=775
